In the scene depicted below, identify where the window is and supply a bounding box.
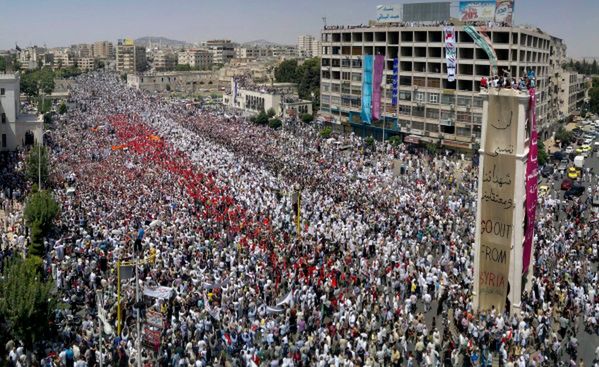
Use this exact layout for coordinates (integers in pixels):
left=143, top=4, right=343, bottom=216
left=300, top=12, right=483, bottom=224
left=399, top=105, right=411, bottom=115
left=456, top=127, right=471, bottom=136
left=414, top=92, right=425, bottom=102
left=0, top=88, right=4, bottom=95
left=1, top=113, right=5, bottom=124
left=429, top=93, right=439, bottom=104
left=441, top=94, right=455, bottom=105
left=0, top=133, right=5, bottom=148
left=426, top=108, right=439, bottom=119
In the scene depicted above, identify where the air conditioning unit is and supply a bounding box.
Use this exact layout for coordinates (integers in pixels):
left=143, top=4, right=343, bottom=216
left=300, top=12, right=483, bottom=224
left=450, top=104, right=455, bottom=110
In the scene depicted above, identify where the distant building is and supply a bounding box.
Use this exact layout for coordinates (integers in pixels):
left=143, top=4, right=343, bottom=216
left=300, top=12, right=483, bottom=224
left=93, top=41, right=115, bottom=60
left=127, top=71, right=220, bottom=93
left=153, top=50, right=177, bottom=71
left=77, top=57, right=95, bottom=72
left=52, top=49, right=77, bottom=68
left=116, top=39, right=147, bottom=73
left=271, top=45, right=298, bottom=59
left=234, top=47, right=271, bottom=60
left=559, top=71, right=587, bottom=117
left=0, top=73, right=42, bottom=151
left=223, top=78, right=312, bottom=118
left=297, top=35, right=320, bottom=57
left=203, top=40, right=236, bottom=64
left=177, top=49, right=213, bottom=69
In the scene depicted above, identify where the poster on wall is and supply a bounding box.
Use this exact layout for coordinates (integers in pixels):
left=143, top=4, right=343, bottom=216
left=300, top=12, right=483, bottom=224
left=371, top=55, right=385, bottom=121
left=444, top=27, right=457, bottom=82
left=376, top=5, right=402, bottom=23
left=360, top=55, right=373, bottom=124
left=477, top=93, right=519, bottom=312
left=494, top=0, right=514, bottom=25
left=460, top=0, right=496, bottom=22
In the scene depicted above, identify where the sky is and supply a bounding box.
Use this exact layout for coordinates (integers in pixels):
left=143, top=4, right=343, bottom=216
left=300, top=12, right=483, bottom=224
left=0, top=0, right=597, bottom=58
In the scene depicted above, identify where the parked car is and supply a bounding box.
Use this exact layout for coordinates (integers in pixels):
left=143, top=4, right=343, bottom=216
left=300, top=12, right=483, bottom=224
left=561, top=178, right=573, bottom=191
left=552, top=151, right=565, bottom=161
left=538, top=185, right=549, bottom=197
left=584, top=138, right=594, bottom=145
left=541, top=165, right=554, bottom=178
left=564, top=184, right=585, bottom=199
left=576, top=145, right=592, bottom=155
left=567, top=167, right=579, bottom=180
left=565, top=146, right=574, bottom=154
left=557, top=159, right=569, bottom=172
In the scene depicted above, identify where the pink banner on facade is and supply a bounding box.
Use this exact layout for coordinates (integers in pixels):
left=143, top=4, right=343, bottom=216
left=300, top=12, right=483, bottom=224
left=523, top=88, right=538, bottom=274
left=371, top=55, right=385, bottom=121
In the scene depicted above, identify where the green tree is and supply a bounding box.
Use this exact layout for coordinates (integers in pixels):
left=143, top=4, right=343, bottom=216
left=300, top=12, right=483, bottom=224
left=425, top=142, right=438, bottom=155
left=268, top=118, right=282, bottom=129
left=253, top=111, right=269, bottom=125
left=274, top=59, right=299, bottom=83
left=26, top=145, right=49, bottom=186
left=0, top=258, right=57, bottom=351
left=589, top=86, right=599, bottom=114
left=554, top=126, right=573, bottom=145
left=537, top=140, right=548, bottom=166
left=0, top=56, right=7, bottom=72
left=301, top=113, right=313, bottom=124
left=320, top=126, right=332, bottom=139
left=388, top=135, right=402, bottom=147
left=37, top=97, right=52, bottom=114
left=20, top=72, right=39, bottom=97
left=296, top=58, right=320, bottom=110
left=58, top=102, right=67, bottom=115
left=175, top=64, right=192, bottom=71
left=24, top=190, right=59, bottom=257
left=365, top=136, right=375, bottom=149
left=267, top=108, right=276, bottom=118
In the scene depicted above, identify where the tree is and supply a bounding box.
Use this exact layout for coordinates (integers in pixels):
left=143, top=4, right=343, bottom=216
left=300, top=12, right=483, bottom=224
left=268, top=118, right=282, bottom=129
left=537, top=140, right=548, bottom=166
left=274, top=59, right=299, bottom=83
left=58, top=102, right=67, bottom=115
left=554, top=127, right=573, bottom=145
left=0, top=257, right=57, bottom=351
left=301, top=113, right=313, bottom=124
left=267, top=108, right=276, bottom=118
left=175, top=64, right=192, bottom=71
left=320, top=126, right=332, bottom=139
left=296, top=58, right=321, bottom=111
left=365, top=136, right=375, bottom=149
left=26, top=145, right=49, bottom=185
left=388, top=135, right=402, bottom=147
left=589, top=86, right=599, bottom=114
left=37, top=97, right=52, bottom=114
left=24, top=190, right=59, bottom=257
left=253, top=111, right=269, bottom=125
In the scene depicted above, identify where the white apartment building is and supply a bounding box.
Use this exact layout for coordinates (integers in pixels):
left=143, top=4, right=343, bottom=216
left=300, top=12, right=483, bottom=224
left=93, top=41, right=115, bottom=60
left=234, top=47, right=271, bottom=60
left=77, top=57, right=95, bottom=71
left=177, top=49, right=213, bottom=69
left=116, top=39, right=147, bottom=73
left=558, top=71, right=587, bottom=117
left=153, top=50, right=177, bottom=71
left=320, top=24, right=576, bottom=148
left=0, top=73, right=42, bottom=151
left=203, top=40, right=235, bottom=64
left=298, top=35, right=321, bottom=57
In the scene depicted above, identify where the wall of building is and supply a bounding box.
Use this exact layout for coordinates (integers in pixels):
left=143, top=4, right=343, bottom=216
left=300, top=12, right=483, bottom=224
left=319, top=25, right=564, bottom=146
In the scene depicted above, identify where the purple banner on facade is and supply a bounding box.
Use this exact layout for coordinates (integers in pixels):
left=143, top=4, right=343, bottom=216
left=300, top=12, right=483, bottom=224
left=523, top=88, right=538, bottom=274
left=371, top=55, right=385, bottom=121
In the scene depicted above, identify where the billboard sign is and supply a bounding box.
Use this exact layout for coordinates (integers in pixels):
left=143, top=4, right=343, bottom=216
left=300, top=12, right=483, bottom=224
left=459, top=0, right=496, bottom=22
left=403, top=2, right=450, bottom=22
left=494, top=0, right=514, bottom=25
left=376, top=5, right=402, bottom=23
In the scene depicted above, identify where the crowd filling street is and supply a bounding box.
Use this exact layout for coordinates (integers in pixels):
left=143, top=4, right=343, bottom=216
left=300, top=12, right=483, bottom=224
left=1, top=71, right=598, bottom=367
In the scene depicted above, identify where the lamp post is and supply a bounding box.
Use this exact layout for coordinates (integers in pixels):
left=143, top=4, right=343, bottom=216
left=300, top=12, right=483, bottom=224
left=38, top=130, right=52, bottom=190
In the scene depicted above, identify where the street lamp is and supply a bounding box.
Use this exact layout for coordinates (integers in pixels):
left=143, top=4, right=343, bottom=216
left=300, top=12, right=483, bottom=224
left=38, top=130, right=52, bottom=190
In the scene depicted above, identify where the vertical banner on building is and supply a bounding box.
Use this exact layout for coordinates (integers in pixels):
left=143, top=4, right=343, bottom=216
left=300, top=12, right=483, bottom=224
left=361, top=55, right=373, bottom=124
left=371, top=55, right=385, bottom=121
left=477, top=93, right=519, bottom=312
left=392, top=58, right=399, bottom=106
left=523, top=88, right=538, bottom=274
left=444, top=27, right=457, bottom=82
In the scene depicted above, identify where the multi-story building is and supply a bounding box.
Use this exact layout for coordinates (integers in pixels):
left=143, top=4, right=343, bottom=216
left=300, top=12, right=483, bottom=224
left=52, top=49, right=77, bottom=68
left=311, top=40, right=322, bottom=58
left=298, top=35, right=322, bottom=58
left=234, top=47, right=271, bottom=60
left=320, top=24, right=575, bottom=148
left=222, top=79, right=312, bottom=118
left=127, top=71, right=220, bottom=93
left=0, top=74, right=42, bottom=151
left=153, top=50, right=177, bottom=71
left=93, top=41, right=115, bottom=60
left=77, top=57, right=95, bottom=72
left=116, top=39, right=147, bottom=73
left=271, top=45, right=298, bottom=59
left=558, top=71, right=587, bottom=117
left=177, top=49, right=213, bottom=69
left=72, top=43, right=92, bottom=58
left=203, top=40, right=235, bottom=65
left=17, top=46, right=47, bottom=70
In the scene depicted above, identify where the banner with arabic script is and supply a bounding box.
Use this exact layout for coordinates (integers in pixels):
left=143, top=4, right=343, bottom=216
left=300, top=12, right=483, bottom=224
left=444, top=27, right=457, bottom=82
left=392, top=58, right=399, bottom=106
left=372, top=55, right=385, bottom=121
left=523, top=88, right=538, bottom=274
left=361, top=55, right=373, bottom=124
left=477, top=93, right=519, bottom=312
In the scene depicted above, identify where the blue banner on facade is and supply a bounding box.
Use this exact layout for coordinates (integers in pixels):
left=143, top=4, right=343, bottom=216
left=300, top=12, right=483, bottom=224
left=392, top=58, right=399, bottom=106
left=361, top=55, right=373, bottom=124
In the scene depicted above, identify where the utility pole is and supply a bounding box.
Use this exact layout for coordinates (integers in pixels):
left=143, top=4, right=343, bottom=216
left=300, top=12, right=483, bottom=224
left=135, top=254, right=142, bottom=367
left=96, top=291, right=103, bottom=367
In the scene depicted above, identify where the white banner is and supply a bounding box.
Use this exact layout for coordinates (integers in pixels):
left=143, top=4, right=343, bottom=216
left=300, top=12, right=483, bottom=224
left=143, top=286, right=174, bottom=299
left=444, top=27, right=457, bottom=82
left=376, top=5, right=402, bottom=23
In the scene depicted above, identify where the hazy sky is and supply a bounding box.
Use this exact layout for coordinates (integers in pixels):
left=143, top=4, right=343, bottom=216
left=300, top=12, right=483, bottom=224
left=0, top=0, right=597, bottom=58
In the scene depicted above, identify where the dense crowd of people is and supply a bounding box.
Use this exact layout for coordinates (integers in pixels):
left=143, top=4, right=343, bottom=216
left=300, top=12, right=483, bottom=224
left=1, top=71, right=598, bottom=366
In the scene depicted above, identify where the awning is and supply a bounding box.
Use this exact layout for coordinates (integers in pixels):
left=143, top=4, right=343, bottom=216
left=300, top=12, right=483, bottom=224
left=404, top=135, right=420, bottom=144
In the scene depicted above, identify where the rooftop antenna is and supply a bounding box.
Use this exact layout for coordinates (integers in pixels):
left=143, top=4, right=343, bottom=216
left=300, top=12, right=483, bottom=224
left=322, top=17, right=327, bottom=28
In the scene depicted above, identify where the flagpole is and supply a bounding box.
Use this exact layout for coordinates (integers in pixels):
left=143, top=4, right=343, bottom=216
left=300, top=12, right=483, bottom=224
left=97, top=290, right=103, bottom=367
left=296, top=189, right=301, bottom=237
left=117, top=260, right=121, bottom=336
left=136, top=255, right=142, bottom=367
